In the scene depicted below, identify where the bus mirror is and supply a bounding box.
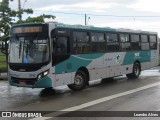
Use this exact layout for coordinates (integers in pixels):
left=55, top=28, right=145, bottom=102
left=1, top=41, right=7, bottom=54
left=1, top=36, right=9, bottom=55
left=0, top=41, right=2, bottom=49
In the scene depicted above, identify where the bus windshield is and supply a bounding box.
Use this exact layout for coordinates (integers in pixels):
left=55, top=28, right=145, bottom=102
left=9, top=35, right=50, bottom=64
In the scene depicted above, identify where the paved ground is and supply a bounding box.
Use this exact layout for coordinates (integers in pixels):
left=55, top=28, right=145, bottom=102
left=0, top=68, right=160, bottom=120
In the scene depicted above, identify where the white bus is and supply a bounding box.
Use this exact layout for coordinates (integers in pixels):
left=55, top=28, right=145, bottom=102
left=6, top=22, right=159, bottom=90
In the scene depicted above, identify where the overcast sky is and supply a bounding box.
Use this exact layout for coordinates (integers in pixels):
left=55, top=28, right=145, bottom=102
left=9, top=0, right=160, bottom=35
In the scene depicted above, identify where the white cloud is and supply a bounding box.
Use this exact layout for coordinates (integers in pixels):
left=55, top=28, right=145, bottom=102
left=10, top=0, right=133, bottom=10
left=36, top=2, right=119, bottom=12
left=128, top=0, right=160, bottom=13
left=9, top=0, right=160, bottom=36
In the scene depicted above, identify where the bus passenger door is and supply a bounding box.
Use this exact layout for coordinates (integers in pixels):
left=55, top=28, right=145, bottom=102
left=51, top=36, right=72, bottom=86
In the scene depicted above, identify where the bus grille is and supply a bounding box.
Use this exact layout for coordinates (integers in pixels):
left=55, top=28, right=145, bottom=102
left=11, top=77, right=37, bottom=85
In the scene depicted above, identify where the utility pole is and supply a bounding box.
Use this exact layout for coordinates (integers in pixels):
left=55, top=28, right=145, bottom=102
left=85, top=14, right=90, bottom=26
left=6, top=0, right=22, bottom=21
left=18, top=0, right=22, bottom=21
left=85, top=14, right=87, bottom=25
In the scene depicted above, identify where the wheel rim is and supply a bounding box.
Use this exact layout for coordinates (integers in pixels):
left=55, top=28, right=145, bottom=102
left=74, top=74, right=83, bottom=86
left=134, top=64, right=140, bottom=76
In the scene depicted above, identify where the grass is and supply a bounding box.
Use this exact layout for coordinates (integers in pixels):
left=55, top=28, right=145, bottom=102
left=0, top=54, right=7, bottom=72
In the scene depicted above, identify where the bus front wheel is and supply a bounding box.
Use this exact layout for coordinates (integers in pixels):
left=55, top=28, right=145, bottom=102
left=68, top=70, right=87, bottom=91
left=126, top=62, right=141, bottom=79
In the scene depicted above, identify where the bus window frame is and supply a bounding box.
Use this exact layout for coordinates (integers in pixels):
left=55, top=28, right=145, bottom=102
left=130, top=34, right=141, bottom=51
left=90, top=31, right=106, bottom=53
left=149, top=35, right=157, bottom=50
left=119, top=33, right=131, bottom=52
left=140, top=34, right=150, bottom=50
left=51, top=29, right=71, bottom=55
left=106, top=32, right=120, bottom=52
left=72, top=30, right=92, bottom=54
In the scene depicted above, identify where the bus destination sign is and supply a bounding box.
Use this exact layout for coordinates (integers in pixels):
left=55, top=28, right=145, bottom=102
left=12, top=26, right=42, bottom=34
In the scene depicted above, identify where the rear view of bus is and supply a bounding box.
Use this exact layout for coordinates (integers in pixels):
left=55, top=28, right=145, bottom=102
left=9, top=23, right=52, bottom=88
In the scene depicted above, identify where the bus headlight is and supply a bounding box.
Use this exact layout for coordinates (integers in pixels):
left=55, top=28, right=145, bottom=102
left=37, top=73, right=43, bottom=80
left=43, top=70, right=49, bottom=76
left=37, top=70, right=49, bottom=80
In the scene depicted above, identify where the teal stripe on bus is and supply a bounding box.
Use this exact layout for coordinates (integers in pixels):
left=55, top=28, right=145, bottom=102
left=123, top=51, right=151, bottom=65
left=55, top=53, right=104, bottom=74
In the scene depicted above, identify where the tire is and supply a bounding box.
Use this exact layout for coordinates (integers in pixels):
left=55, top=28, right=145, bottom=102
left=68, top=70, right=87, bottom=91
left=126, top=62, right=141, bottom=79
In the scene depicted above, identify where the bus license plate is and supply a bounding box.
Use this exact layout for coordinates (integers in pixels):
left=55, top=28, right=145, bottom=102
left=19, top=81, right=26, bottom=85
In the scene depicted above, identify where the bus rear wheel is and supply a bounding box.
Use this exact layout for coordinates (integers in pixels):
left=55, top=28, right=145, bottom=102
left=68, top=70, right=87, bottom=91
left=126, top=62, right=141, bottom=79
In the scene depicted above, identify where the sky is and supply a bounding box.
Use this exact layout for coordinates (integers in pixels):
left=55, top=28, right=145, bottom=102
left=8, top=0, right=160, bottom=36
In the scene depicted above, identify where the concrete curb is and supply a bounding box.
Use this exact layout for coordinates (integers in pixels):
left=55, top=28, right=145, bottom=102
left=0, top=73, right=7, bottom=80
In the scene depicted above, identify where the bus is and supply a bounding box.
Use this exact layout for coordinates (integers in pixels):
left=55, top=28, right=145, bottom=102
left=7, top=22, right=159, bottom=91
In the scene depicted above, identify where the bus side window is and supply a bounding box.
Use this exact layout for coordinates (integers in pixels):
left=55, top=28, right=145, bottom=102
left=120, top=34, right=130, bottom=51
left=149, top=35, right=157, bottom=50
left=56, top=37, right=69, bottom=54
left=141, top=35, right=149, bottom=50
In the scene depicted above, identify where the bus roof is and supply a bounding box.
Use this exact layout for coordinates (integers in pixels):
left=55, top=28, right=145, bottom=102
left=53, top=22, right=157, bottom=35
left=12, top=22, right=157, bottom=35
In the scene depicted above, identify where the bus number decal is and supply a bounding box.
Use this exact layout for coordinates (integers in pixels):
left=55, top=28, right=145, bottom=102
left=116, top=55, right=121, bottom=64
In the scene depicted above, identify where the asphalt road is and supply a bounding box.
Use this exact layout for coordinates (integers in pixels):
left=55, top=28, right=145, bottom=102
left=0, top=68, right=160, bottom=120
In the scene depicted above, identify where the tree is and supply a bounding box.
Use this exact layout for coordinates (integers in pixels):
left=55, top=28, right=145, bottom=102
left=0, top=0, right=16, bottom=39
left=16, top=14, right=55, bottom=24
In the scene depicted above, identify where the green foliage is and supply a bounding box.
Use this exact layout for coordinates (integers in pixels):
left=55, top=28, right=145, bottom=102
left=16, top=14, right=56, bottom=24
left=23, top=8, right=33, bottom=14
left=0, top=1, right=14, bottom=38
left=0, top=54, right=7, bottom=72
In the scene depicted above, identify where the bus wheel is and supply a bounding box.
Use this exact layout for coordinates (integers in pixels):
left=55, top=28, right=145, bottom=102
left=126, top=62, right=141, bottom=79
left=68, top=70, right=87, bottom=91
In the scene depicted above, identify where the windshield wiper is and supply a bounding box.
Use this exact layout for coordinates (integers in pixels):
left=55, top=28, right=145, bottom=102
left=19, top=41, right=22, bottom=58
left=26, top=43, right=29, bottom=54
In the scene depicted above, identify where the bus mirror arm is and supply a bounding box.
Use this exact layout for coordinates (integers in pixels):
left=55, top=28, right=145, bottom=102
left=1, top=36, right=9, bottom=55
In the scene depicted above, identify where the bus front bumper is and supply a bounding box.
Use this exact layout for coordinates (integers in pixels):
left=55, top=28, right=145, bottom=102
left=9, top=76, right=52, bottom=88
